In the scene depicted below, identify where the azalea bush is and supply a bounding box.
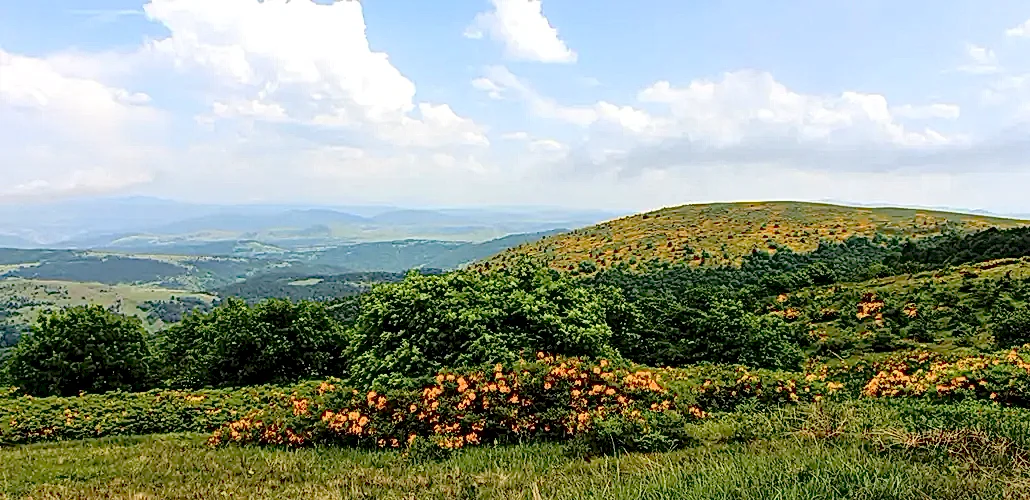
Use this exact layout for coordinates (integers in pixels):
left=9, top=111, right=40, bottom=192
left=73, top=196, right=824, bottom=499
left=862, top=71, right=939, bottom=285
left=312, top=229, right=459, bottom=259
left=8, top=348, right=1030, bottom=451
left=860, top=346, right=1030, bottom=405
left=209, top=354, right=698, bottom=452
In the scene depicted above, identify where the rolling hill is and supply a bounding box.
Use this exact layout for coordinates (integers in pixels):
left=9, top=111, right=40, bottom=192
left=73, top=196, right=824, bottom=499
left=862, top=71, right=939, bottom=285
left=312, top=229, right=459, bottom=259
left=482, top=201, right=1030, bottom=273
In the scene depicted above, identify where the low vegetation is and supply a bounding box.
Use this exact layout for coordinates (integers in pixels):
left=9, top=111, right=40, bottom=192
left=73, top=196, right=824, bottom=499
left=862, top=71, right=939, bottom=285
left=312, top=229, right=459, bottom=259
left=5, top=203, right=1030, bottom=497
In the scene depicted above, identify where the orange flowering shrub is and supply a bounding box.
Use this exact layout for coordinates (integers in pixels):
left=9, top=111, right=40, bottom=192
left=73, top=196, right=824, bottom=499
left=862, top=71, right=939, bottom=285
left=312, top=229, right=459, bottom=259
left=656, top=364, right=846, bottom=411
left=209, top=354, right=701, bottom=451
left=861, top=347, right=1030, bottom=404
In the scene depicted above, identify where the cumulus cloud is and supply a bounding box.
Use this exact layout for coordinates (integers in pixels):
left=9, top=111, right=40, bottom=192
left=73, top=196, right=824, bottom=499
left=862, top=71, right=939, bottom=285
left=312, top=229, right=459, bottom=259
left=0, top=49, right=165, bottom=201
left=142, top=0, right=486, bottom=148
left=1006, top=19, right=1030, bottom=38
left=481, top=69, right=987, bottom=179
left=466, top=0, right=576, bottom=63
left=637, top=71, right=954, bottom=147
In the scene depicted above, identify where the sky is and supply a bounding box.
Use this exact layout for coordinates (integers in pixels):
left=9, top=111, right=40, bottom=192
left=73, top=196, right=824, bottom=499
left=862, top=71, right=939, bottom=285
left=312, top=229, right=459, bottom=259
left=1, top=0, right=1030, bottom=213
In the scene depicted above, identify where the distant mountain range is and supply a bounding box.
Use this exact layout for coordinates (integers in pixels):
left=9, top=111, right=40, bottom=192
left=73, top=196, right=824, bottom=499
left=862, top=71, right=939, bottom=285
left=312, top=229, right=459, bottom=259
left=0, top=196, right=624, bottom=250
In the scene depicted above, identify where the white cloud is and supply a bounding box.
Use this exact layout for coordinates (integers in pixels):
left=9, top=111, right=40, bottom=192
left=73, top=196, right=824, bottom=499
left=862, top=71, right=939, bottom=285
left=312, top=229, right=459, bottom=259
left=957, top=43, right=1001, bottom=74
left=471, top=77, right=505, bottom=99
left=142, top=0, right=486, bottom=148
left=635, top=72, right=955, bottom=148
left=502, top=131, right=529, bottom=140
left=466, top=0, right=576, bottom=63
left=474, top=65, right=658, bottom=132
left=891, top=103, right=961, bottom=120
left=528, top=139, right=566, bottom=152
left=486, top=68, right=954, bottom=150
left=486, top=69, right=981, bottom=180
left=1006, top=19, right=1030, bottom=38
left=0, top=49, right=165, bottom=201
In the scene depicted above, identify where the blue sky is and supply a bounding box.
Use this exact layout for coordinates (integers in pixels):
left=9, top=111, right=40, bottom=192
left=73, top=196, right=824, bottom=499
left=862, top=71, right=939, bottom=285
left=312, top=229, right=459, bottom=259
left=2, top=0, right=1030, bottom=212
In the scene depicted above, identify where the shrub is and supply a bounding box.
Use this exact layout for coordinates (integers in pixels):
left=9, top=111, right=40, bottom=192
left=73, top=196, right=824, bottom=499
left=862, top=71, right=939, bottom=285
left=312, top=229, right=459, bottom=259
left=4, top=305, right=151, bottom=397
left=155, top=298, right=348, bottom=389
left=566, top=410, right=697, bottom=457
left=208, top=354, right=694, bottom=452
left=346, top=265, right=617, bottom=388
left=992, top=304, right=1030, bottom=348
left=629, top=295, right=806, bottom=370
left=0, top=384, right=305, bottom=445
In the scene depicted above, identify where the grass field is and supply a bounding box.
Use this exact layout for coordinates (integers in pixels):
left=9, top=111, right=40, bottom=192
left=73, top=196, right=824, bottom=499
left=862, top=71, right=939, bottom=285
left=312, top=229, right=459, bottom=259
left=3, top=400, right=1030, bottom=499
left=0, top=278, right=216, bottom=331
left=484, top=201, right=1030, bottom=273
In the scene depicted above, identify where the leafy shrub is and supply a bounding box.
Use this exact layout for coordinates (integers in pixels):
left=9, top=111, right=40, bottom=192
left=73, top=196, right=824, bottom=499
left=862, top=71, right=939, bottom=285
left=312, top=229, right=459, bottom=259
left=992, top=304, right=1030, bottom=348
left=629, top=294, right=806, bottom=370
left=155, top=298, right=348, bottom=389
left=4, top=305, right=151, bottom=397
left=566, top=409, right=697, bottom=457
left=346, top=265, right=617, bottom=388
left=0, top=383, right=308, bottom=445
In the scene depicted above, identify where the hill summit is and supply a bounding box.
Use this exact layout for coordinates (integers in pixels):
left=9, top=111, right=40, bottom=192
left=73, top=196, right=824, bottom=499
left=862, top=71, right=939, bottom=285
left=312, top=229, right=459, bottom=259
left=482, top=201, right=1029, bottom=272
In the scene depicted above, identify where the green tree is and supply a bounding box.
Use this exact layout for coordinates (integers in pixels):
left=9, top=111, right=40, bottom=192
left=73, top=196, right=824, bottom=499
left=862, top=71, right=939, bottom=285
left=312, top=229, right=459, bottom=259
left=629, top=293, right=805, bottom=370
left=156, top=298, right=348, bottom=389
left=4, top=305, right=151, bottom=396
left=347, top=264, right=616, bottom=388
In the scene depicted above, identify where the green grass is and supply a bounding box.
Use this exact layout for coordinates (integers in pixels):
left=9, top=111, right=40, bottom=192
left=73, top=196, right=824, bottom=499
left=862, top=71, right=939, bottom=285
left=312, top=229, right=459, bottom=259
left=4, top=402, right=1030, bottom=499
left=0, top=433, right=1020, bottom=499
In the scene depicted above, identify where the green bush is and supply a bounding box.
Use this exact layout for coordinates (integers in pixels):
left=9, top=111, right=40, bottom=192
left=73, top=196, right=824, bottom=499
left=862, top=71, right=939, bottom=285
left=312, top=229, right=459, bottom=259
left=992, top=305, right=1030, bottom=348
left=155, top=298, right=348, bottom=389
left=4, top=306, right=151, bottom=397
left=567, top=410, right=696, bottom=457
left=629, top=294, right=806, bottom=370
left=346, top=265, right=617, bottom=388
left=0, top=383, right=309, bottom=445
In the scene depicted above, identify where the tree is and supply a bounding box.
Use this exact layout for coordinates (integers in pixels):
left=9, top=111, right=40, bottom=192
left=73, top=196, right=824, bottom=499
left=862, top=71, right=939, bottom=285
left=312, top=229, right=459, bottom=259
left=155, top=298, right=348, bottom=389
left=347, top=264, right=616, bottom=388
left=4, top=305, right=151, bottom=396
left=627, top=293, right=805, bottom=370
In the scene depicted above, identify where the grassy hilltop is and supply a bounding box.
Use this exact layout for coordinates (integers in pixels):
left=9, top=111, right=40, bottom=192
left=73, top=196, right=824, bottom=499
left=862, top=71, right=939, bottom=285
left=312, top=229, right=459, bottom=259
left=483, top=201, right=1029, bottom=272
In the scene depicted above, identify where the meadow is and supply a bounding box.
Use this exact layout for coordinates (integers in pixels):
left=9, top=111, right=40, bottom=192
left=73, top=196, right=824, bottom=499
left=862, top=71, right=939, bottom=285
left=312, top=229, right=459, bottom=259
left=4, top=203, right=1030, bottom=498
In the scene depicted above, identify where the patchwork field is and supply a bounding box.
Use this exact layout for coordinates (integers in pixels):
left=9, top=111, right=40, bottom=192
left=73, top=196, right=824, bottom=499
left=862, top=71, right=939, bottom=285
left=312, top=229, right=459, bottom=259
left=0, top=279, right=216, bottom=331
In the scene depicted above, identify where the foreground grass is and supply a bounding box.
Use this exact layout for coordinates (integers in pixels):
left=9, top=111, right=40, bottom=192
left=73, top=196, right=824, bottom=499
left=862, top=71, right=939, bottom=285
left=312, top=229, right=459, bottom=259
left=3, top=428, right=1029, bottom=500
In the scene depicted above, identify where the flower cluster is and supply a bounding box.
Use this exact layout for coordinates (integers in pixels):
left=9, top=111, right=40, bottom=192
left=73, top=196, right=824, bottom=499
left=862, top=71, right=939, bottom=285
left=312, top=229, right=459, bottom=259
left=862, top=348, right=1030, bottom=403
left=208, top=354, right=694, bottom=451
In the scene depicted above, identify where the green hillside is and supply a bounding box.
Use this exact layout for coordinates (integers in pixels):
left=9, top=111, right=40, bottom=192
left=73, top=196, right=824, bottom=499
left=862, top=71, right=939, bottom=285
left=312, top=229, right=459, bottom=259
left=6, top=207, right=1030, bottom=498
left=483, top=202, right=1029, bottom=273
